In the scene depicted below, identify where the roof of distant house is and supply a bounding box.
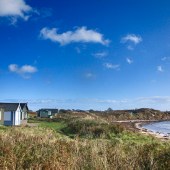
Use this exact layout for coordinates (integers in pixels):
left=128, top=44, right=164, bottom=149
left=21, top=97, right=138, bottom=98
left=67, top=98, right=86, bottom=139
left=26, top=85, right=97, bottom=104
left=37, top=108, right=58, bottom=114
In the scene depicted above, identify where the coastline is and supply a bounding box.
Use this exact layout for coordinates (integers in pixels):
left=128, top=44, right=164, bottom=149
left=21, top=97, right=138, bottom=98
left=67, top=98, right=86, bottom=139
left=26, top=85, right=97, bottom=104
left=135, top=121, right=170, bottom=140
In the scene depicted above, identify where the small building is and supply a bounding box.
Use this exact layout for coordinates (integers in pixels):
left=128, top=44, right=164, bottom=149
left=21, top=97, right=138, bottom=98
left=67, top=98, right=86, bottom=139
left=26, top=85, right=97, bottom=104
left=20, top=103, right=29, bottom=124
left=37, top=109, right=58, bottom=118
left=0, top=103, right=29, bottom=126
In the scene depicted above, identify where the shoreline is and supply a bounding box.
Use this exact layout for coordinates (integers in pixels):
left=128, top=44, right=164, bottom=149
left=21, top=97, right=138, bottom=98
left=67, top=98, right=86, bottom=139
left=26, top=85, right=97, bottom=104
left=135, top=121, right=170, bottom=140
left=112, top=119, right=170, bottom=140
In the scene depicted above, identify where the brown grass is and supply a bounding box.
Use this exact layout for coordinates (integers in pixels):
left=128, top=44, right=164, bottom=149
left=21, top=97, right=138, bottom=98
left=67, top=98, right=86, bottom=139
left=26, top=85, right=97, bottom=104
left=0, top=125, right=170, bottom=170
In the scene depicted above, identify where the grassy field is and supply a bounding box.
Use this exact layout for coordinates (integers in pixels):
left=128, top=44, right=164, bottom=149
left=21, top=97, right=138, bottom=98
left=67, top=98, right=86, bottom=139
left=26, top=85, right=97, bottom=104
left=0, top=113, right=170, bottom=169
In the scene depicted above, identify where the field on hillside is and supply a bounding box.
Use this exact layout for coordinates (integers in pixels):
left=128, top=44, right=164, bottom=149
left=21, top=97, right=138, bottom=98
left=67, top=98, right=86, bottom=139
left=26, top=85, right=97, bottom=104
left=90, top=108, right=170, bottom=121
left=0, top=112, right=170, bottom=170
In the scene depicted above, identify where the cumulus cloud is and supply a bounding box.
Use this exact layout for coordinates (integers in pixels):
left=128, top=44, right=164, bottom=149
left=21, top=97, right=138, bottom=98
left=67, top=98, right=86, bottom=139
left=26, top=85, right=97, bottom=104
left=126, top=58, right=133, bottom=64
left=9, top=64, right=37, bottom=78
left=157, top=65, right=164, bottom=72
left=0, top=0, right=33, bottom=21
left=121, top=34, right=142, bottom=44
left=104, top=63, right=120, bottom=70
left=40, top=26, right=110, bottom=46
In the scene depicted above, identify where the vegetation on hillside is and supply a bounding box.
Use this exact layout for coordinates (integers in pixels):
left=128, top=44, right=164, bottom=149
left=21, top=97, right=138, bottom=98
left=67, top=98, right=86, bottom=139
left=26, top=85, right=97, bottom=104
left=0, top=112, right=170, bottom=169
left=93, top=108, right=170, bottom=121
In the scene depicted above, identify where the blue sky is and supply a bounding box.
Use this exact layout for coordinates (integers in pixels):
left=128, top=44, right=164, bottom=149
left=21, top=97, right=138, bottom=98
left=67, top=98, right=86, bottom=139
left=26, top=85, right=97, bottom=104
left=1, top=0, right=170, bottom=111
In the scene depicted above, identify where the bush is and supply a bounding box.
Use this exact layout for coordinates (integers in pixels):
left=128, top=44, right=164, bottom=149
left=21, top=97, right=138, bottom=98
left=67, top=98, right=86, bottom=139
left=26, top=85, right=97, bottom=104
left=61, top=119, right=125, bottom=138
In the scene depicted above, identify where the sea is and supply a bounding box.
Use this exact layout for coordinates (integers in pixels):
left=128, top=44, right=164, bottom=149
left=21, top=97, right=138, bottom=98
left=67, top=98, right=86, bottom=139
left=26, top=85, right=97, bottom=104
left=142, top=121, right=170, bottom=136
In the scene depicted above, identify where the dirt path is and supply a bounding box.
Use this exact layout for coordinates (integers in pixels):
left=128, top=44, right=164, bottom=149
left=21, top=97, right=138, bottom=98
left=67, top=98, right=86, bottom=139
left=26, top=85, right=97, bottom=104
left=26, top=123, right=39, bottom=127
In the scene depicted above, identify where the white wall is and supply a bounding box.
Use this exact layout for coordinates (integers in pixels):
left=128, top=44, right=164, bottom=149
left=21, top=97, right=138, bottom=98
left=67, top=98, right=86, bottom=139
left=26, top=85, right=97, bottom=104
left=14, top=106, right=21, bottom=125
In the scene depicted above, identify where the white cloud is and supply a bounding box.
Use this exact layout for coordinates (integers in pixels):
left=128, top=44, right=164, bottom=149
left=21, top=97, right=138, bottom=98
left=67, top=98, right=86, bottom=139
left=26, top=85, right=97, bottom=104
left=136, top=96, right=170, bottom=104
left=75, top=47, right=81, bottom=53
left=157, top=65, right=164, bottom=72
left=104, top=63, right=120, bottom=70
left=127, top=45, right=134, bottom=50
left=93, top=51, right=108, bottom=58
left=40, top=26, right=110, bottom=46
left=121, top=34, right=142, bottom=45
left=0, top=0, right=33, bottom=21
left=161, top=57, right=170, bottom=61
left=4, top=96, right=170, bottom=111
left=161, top=57, right=167, bottom=61
left=9, top=64, right=37, bottom=78
left=20, top=65, right=37, bottom=73
left=85, top=72, right=95, bottom=79
left=92, top=99, right=128, bottom=104
left=126, top=58, right=133, bottom=64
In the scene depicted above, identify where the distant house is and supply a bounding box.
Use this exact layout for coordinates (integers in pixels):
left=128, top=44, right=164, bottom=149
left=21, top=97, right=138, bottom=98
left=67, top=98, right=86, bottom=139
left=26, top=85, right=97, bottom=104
left=0, top=103, right=29, bottom=126
left=37, top=109, right=58, bottom=118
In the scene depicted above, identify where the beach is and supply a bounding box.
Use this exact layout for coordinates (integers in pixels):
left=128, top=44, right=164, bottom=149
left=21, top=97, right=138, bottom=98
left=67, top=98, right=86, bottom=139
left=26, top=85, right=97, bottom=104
left=135, top=121, right=170, bottom=140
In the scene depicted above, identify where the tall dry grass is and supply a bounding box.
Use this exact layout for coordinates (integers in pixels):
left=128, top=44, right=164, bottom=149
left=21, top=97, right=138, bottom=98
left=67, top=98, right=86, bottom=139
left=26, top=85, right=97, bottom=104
left=0, top=126, right=170, bottom=170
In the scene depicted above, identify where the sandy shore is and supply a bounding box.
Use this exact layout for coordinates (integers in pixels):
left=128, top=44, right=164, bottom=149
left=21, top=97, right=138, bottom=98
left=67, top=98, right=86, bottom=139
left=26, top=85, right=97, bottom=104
left=135, top=122, right=170, bottom=140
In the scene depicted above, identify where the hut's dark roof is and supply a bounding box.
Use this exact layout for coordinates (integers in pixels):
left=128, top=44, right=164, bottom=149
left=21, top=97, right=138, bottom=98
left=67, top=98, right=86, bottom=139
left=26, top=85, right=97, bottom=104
left=0, top=103, right=20, bottom=111
left=20, top=103, right=29, bottom=111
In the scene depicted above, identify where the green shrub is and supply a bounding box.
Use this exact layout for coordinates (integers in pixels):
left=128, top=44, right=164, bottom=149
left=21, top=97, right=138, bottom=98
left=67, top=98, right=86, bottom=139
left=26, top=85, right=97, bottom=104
left=61, top=119, right=125, bottom=138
